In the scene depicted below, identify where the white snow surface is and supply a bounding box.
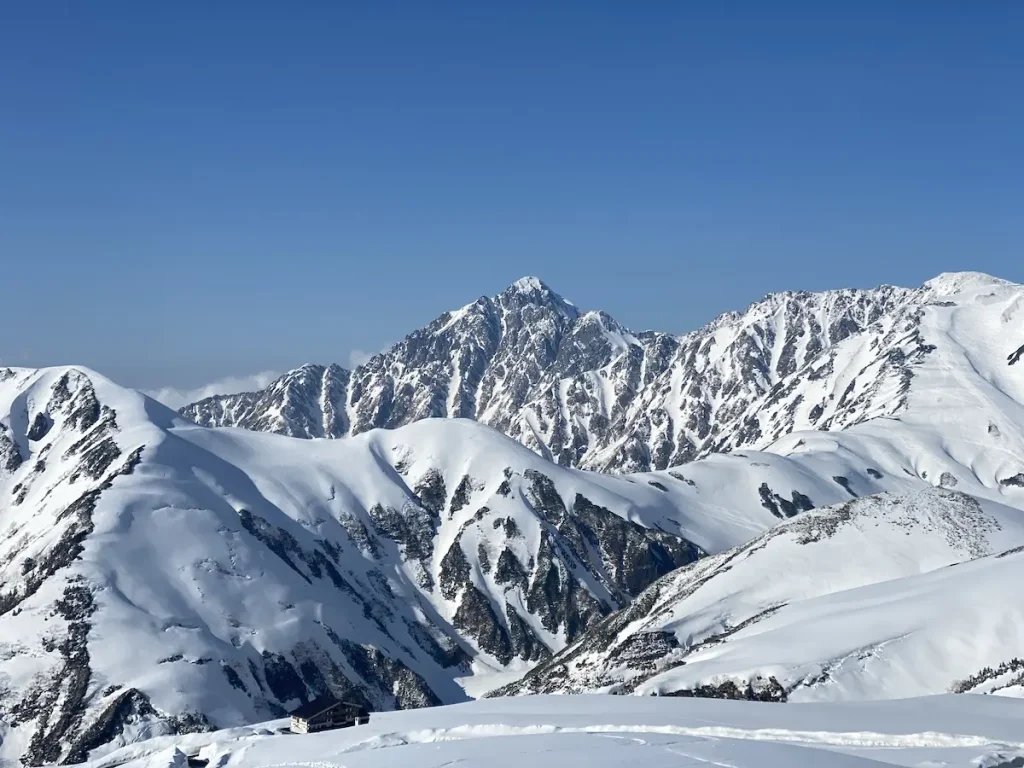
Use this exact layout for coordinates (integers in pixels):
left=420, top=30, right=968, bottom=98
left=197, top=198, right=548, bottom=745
left=634, top=542, right=1024, bottom=703
left=81, top=694, right=1024, bottom=768
left=499, top=490, right=1024, bottom=702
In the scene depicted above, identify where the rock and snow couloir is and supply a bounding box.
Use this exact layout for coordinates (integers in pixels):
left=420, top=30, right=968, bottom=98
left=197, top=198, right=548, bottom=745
left=495, top=488, right=1024, bottom=701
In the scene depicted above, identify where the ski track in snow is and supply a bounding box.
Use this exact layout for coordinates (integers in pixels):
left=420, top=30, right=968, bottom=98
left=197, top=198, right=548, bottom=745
left=72, top=687, right=1024, bottom=768
left=97, top=714, right=1024, bottom=768
left=335, top=723, right=1024, bottom=754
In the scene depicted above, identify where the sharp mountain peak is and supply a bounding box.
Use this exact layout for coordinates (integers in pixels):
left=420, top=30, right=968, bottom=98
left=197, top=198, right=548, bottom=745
left=179, top=271, right=1022, bottom=474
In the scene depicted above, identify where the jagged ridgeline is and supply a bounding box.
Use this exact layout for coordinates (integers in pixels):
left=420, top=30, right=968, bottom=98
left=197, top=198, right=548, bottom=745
left=180, top=273, right=997, bottom=472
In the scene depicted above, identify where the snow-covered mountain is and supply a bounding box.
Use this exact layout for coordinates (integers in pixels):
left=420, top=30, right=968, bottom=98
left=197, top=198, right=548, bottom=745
left=0, top=365, right=705, bottom=764
left=180, top=271, right=1024, bottom=473
left=495, top=488, right=1024, bottom=702
left=3, top=360, right=1019, bottom=764
left=3, top=362, right=1023, bottom=764
left=1, top=364, right=923, bottom=765
left=3, top=271, right=1024, bottom=765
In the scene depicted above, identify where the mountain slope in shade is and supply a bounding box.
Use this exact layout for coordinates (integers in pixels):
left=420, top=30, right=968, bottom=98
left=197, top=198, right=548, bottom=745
left=494, top=488, right=1024, bottom=702
left=179, top=272, right=1024, bottom=474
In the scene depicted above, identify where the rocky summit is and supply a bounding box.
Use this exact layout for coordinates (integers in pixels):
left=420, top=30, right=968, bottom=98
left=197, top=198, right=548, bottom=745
left=181, top=272, right=1016, bottom=473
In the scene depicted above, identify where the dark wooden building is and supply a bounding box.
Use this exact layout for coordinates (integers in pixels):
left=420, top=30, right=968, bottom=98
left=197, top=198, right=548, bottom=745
left=289, top=696, right=370, bottom=734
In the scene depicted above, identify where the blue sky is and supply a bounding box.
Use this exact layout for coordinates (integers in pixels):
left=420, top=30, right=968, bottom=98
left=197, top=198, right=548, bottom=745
left=2, top=2, right=1021, bottom=392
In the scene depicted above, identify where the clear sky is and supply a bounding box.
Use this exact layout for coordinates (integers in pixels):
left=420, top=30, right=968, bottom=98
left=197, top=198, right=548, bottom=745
left=2, top=2, right=1021, bottom=393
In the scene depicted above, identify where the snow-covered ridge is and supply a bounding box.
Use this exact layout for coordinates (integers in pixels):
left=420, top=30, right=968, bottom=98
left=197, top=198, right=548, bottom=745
left=4, top=357, right=1024, bottom=763
left=922, top=270, right=1012, bottom=296
left=0, top=364, right=870, bottom=765
left=178, top=272, right=1024, bottom=474
left=496, top=489, right=1024, bottom=702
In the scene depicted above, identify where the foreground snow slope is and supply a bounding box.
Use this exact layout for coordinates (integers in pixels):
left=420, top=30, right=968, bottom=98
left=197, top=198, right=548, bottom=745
left=499, top=490, right=1024, bottom=701
left=83, top=694, right=1024, bottom=768
left=181, top=272, right=1024, bottom=475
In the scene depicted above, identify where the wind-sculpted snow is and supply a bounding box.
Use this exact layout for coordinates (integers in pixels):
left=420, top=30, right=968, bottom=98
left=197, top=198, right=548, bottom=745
left=78, top=694, right=1024, bottom=768
left=496, top=489, right=1024, bottom=702
left=180, top=272, right=1024, bottom=475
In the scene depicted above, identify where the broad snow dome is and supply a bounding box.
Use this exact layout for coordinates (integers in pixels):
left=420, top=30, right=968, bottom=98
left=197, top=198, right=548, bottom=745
left=922, top=270, right=1011, bottom=296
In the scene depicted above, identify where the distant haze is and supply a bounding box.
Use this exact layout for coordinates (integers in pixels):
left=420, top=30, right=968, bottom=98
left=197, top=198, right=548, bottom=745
left=144, top=371, right=282, bottom=410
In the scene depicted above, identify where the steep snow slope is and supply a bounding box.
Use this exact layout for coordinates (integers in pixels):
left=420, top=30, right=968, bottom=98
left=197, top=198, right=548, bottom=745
left=756, top=273, right=1024, bottom=489
left=179, top=272, right=1024, bottom=474
left=0, top=366, right=703, bottom=764
left=497, top=489, right=1024, bottom=701
left=4, top=361, right=1024, bottom=764
left=80, top=694, right=1024, bottom=768
left=0, top=365, right=945, bottom=764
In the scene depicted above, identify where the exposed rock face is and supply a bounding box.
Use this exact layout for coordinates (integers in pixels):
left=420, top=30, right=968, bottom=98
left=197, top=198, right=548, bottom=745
left=1009, top=344, right=1024, bottom=366
left=180, top=276, right=961, bottom=472
left=0, top=427, right=22, bottom=473
left=759, top=483, right=815, bottom=519
left=492, top=489, right=1020, bottom=701
left=432, top=466, right=702, bottom=668
left=1001, top=473, right=1024, bottom=488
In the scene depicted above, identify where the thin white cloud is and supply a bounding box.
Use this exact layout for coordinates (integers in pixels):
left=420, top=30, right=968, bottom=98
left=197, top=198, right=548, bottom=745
left=348, top=345, right=390, bottom=368
left=144, top=370, right=281, bottom=410
left=347, top=349, right=375, bottom=368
